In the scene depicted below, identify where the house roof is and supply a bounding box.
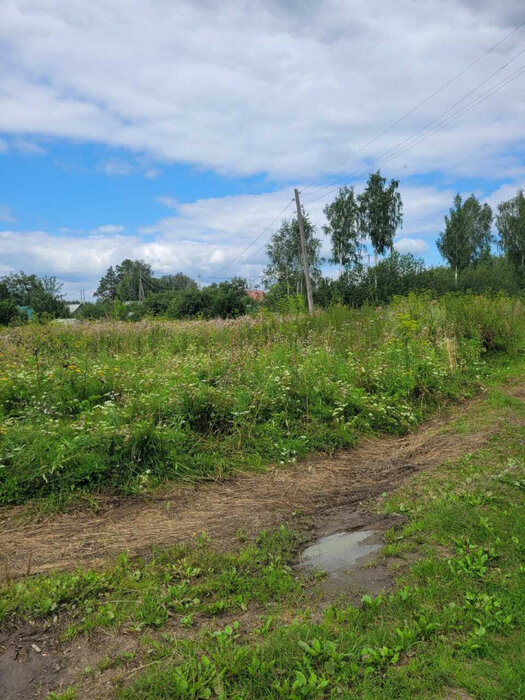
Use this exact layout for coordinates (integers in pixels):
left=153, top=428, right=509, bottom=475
left=67, top=303, right=82, bottom=314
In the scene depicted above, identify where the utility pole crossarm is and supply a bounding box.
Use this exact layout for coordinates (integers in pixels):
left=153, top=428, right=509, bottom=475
left=294, top=188, right=315, bottom=316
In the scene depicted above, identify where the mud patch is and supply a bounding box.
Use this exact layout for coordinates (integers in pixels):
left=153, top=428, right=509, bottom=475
left=0, top=625, right=139, bottom=700
left=299, top=510, right=408, bottom=602
left=300, top=530, right=381, bottom=573
left=0, top=626, right=69, bottom=700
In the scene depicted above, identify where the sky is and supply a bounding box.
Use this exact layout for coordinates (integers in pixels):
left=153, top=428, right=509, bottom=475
left=0, top=0, right=524, bottom=299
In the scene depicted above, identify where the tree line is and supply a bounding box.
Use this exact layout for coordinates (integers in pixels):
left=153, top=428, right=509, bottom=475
left=264, top=171, right=524, bottom=295
left=0, top=173, right=523, bottom=324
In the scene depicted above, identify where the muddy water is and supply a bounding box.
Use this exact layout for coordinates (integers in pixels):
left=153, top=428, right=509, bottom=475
left=300, top=530, right=381, bottom=573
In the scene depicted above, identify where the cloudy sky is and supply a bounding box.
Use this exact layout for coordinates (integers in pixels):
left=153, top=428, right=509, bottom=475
left=1, top=0, right=524, bottom=298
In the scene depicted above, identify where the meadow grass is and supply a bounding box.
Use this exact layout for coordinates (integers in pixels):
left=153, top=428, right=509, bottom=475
left=1, top=374, right=521, bottom=699
left=0, top=292, right=523, bottom=506
left=0, top=527, right=303, bottom=639
left=118, top=417, right=525, bottom=698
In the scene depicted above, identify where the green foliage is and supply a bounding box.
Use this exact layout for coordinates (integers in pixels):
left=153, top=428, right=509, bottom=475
left=119, top=424, right=525, bottom=699
left=0, top=298, right=20, bottom=325
left=95, top=259, right=160, bottom=303
left=496, top=188, right=525, bottom=275
left=323, top=186, right=363, bottom=271
left=0, top=295, right=523, bottom=505
left=0, top=527, right=300, bottom=636
left=263, top=213, right=322, bottom=295
left=437, top=194, right=493, bottom=277
left=1, top=371, right=524, bottom=699
left=358, top=170, right=403, bottom=256
left=0, top=271, right=67, bottom=319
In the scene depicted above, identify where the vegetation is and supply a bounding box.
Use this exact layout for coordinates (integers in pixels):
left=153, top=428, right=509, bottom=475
left=0, top=271, right=67, bottom=323
left=1, top=174, right=524, bottom=326
left=0, top=528, right=301, bottom=637
left=119, top=413, right=524, bottom=699
left=437, top=194, right=493, bottom=283
left=496, top=188, right=525, bottom=275
left=263, top=211, right=323, bottom=295
left=357, top=170, right=403, bottom=257
left=0, top=293, right=523, bottom=506
left=0, top=372, right=522, bottom=698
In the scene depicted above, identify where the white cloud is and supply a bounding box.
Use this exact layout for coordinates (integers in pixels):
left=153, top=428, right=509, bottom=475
left=0, top=173, right=522, bottom=298
left=394, top=237, right=430, bottom=255
left=91, top=224, right=125, bottom=235
left=11, top=139, right=46, bottom=155
left=144, top=168, right=160, bottom=179
left=0, top=180, right=466, bottom=295
left=100, top=159, right=134, bottom=176
left=0, top=204, right=15, bottom=223
left=0, top=0, right=523, bottom=180
left=156, top=196, right=179, bottom=209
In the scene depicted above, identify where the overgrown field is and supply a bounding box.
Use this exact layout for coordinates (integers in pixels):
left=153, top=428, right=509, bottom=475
left=0, top=293, right=523, bottom=505
left=0, top=382, right=523, bottom=698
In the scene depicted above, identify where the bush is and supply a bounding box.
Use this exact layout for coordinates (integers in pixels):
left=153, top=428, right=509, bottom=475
left=0, top=294, right=522, bottom=505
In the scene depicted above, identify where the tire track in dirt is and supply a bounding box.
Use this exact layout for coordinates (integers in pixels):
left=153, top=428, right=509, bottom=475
left=1, top=381, right=523, bottom=581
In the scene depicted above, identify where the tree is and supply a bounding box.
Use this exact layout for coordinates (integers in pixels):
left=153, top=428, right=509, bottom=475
left=358, top=171, right=403, bottom=257
left=94, top=266, right=118, bottom=301
left=157, top=272, right=198, bottom=291
left=263, top=213, right=322, bottom=296
left=1, top=271, right=66, bottom=315
left=437, top=194, right=493, bottom=283
left=95, top=260, right=154, bottom=302
left=115, top=259, right=153, bottom=301
left=496, top=189, right=525, bottom=275
left=323, top=186, right=363, bottom=274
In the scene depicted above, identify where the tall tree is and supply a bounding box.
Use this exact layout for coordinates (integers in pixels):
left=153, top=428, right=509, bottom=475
left=95, top=260, right=154, bottom=302
left=263, top=213, right=322, bottom=295
left=358, top=170, right=403, bottom=257
left=94, top=266, right=118, bottom=301
left=323, top=186, right=363, bottom=274
left=496, top=188, right=525, bottom=275
left=115, top=259, right=153, bottom=301
left=437, top=194, right=493, bottom=283
left=157, top=272, right=198, bottom=291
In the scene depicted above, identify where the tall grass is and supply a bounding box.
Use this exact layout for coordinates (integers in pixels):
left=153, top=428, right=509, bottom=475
left=0, top=293, right=522, bottom=505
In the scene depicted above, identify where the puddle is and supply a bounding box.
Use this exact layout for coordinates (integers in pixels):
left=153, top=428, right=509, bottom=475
left=300, top=530, right=381, bottom=574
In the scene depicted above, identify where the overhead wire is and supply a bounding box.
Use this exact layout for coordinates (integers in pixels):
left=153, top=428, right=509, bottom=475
left=226, top=59, right=525, bottom=280
left=199, top=23, right=525, bottom=284
left=298, top=21, right=525, bottom=195
left=300, top=46, right=525, bottom=206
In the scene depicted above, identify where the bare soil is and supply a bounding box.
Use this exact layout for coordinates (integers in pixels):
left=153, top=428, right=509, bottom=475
left=0, top=379, right=523, bottom=698
left=1, top=381, right=523, bottom=583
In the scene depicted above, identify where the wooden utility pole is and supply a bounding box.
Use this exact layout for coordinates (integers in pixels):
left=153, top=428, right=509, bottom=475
left=294, top=188, right=314, bottom=316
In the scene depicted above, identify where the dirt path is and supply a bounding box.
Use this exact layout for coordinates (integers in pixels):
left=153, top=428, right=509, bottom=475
left=1, top=380, right=524, bottom=581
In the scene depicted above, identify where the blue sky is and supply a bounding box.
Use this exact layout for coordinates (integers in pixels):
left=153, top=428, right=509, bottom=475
left=1, top=0, right=524, bottom=298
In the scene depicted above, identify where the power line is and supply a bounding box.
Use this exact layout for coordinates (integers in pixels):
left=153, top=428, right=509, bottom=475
left=203, top=198, right=295, bottom=280
left=195, top=23, right=525, bottom=286
left=300, top=48, right=525, bottom=207
left=227, top=61, right=525, bottom=280
left=299, top=21, right=524, bottom=195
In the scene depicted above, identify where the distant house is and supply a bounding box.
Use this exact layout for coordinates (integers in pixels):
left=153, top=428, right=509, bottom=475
left=17, top=306, right=35, bottom=319
left=247, top=290, right=265, bottom=302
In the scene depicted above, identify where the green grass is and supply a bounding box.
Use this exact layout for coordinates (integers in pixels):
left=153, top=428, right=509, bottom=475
left=0, top=528, right=303, bottom=639
left=1, top=365, right=523, bottom=698
left=117, top=423, right=525, bottom=699
left=1, top=292, right=523, bottom=506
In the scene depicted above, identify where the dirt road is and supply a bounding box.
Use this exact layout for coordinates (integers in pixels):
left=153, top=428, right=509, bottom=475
left=1, top=380, right=523, bottom=581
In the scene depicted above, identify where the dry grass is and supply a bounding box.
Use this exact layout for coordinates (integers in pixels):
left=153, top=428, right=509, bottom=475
left=2, top=378, right=522, bottom=582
